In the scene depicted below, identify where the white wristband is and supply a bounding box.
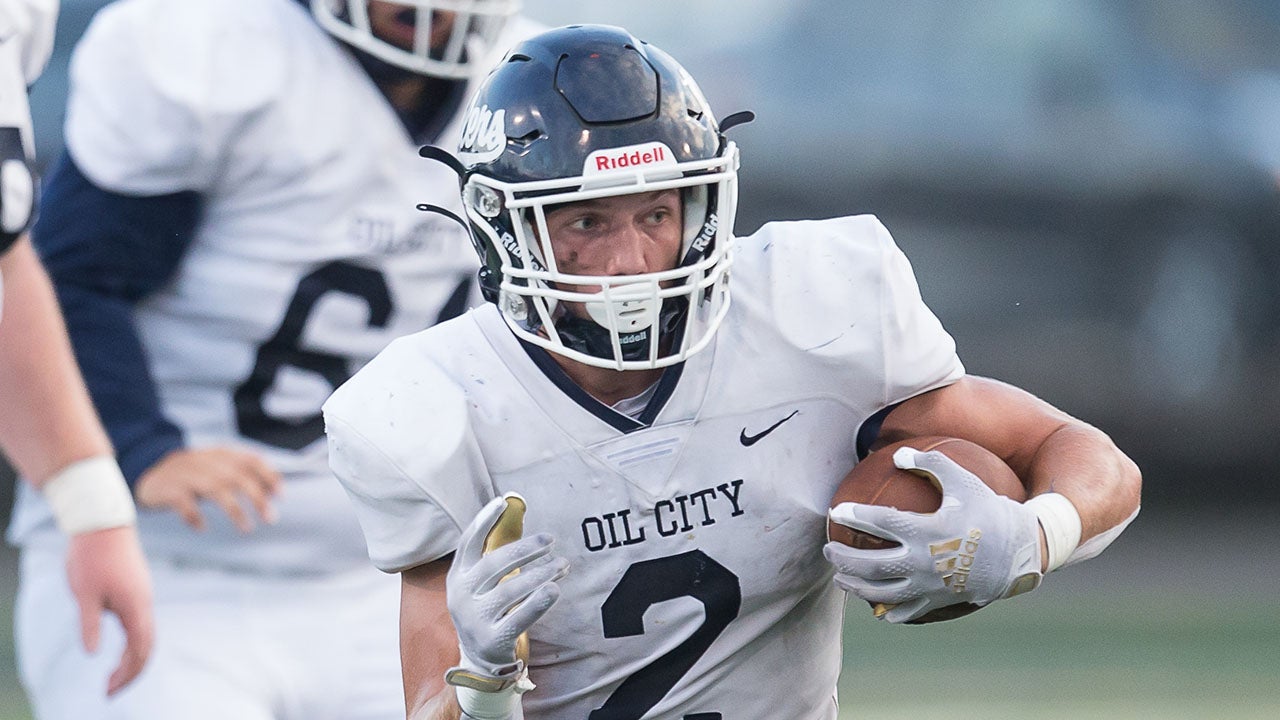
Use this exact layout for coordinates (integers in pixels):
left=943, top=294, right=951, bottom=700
left=1025, top=493, right=1082, bottom=573
left=40, top=456, right=137, bottom=535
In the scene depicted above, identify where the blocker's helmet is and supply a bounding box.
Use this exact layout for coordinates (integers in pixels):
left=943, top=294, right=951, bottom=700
left=310, top=0, right=521, bottom=79
left=449, top=24, right=747, bottom=370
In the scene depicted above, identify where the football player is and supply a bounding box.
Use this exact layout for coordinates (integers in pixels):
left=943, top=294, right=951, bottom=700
left=7, top=1, right=540, bottom=718
left=324, top=24, right=1142, bottom=720
left=0, top=0, right=153, bottom=700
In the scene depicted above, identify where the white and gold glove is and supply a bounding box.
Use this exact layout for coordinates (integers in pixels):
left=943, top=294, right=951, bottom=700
left=824, top=446, right=1042, bottom=624
left=445, top=494, right=568, bottom=720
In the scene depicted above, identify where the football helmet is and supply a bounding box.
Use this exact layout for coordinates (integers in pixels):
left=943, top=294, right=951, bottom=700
left=449, top=24, right=746, bottom=370
left=310, top=0, right=521, bottom=79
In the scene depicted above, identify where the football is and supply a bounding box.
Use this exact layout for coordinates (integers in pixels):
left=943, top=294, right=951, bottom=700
left=827, top=435, right=1027, bottom=623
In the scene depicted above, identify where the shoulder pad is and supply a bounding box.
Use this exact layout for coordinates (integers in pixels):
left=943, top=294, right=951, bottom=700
left=65, top=0, right=302, bottom=192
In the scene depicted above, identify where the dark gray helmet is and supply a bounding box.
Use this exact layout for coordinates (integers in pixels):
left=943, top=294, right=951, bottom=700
left=452, top=24, right=748, bottom=370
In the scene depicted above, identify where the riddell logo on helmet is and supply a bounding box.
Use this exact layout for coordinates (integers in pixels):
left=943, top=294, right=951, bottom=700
left=499, top=230, right=545, bottom=272
left=584, top=142, right=677, bottom=175
left=690, top=214, right=719, bottom=253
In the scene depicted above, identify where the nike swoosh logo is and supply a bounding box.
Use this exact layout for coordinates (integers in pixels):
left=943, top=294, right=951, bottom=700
left=739, top=410, right=799, bottom=446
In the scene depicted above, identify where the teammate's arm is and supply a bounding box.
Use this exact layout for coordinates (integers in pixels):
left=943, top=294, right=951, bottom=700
left=0, top=237, right=154, bottom=695
left=877, top=374, right=1142, bottom=558
left=34, top=154, right=281, bottom=531
left=0, top=8, right=154, bottom=692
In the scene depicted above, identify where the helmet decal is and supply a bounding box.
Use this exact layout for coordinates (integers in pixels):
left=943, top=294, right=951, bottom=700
left=459, top=105, right=507, bottom=164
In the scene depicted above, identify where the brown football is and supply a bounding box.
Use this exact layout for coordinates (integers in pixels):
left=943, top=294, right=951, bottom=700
left=827, top=435, right=1027, bottom=623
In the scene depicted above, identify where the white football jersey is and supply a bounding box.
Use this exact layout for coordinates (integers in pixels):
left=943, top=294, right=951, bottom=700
left=7, top=0, right=542, bottom=572
left=0, top=0, right=57, bottom=84
left=0, top=27, right=31, bottom=312
left=325, top=215, right=965, bottom=718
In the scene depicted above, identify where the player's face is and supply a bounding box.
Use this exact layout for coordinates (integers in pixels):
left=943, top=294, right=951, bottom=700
left=542, top=190, right=684, bottom=302
left=366, top=1, right=457, bottom=53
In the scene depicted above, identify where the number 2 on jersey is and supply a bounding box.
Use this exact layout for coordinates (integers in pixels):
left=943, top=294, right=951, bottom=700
left=590, top=550, right=740, bottom=720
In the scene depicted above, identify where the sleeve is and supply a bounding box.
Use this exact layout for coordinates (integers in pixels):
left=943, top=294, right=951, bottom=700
left=870, top=218, right=965, bottom=405
left=33, top=0, right=287, bottom=483
left=0, top=37, right=35, bottom=254
left=324, top=341, right=493, bottom=573
left=0, top=0, right=57, bottom=84
left=757, top=214, right=963, bottom=400
left=752, top=215, right=963, bottom=452
left=63, top=0, right=286, bottom=195
left=0, top=124, right=31, bottom=256
left=32, top=152, right=201, bottom=485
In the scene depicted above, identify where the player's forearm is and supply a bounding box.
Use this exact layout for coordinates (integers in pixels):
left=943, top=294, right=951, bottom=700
left=1024, top=421, right=1141, bottom=543
left=403, top=559, right=465, bottom=720
left=0, top=238, right=113, bottom=484
left=33, top=153, right=195, bottom=484
left=409, top=688, right=463, bottom=720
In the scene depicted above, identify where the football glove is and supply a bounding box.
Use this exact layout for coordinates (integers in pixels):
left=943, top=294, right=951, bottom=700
left=445, top=494, right=567, bottom=715
left=824, top=446, right=1042, bottom=624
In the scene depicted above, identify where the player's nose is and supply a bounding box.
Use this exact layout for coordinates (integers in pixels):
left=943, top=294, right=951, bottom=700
left=603, top=223, right=651, bottom=276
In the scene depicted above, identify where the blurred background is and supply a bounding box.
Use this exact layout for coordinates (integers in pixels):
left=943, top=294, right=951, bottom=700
left=3, top=1, right=1279, bottom=718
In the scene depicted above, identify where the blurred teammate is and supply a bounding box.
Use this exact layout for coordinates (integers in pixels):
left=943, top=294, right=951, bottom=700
left=7, top=1, right=540, bottom=717
left=324, top=25, right=1142, bottom=719
left=0, top=0, right=153, bottom=700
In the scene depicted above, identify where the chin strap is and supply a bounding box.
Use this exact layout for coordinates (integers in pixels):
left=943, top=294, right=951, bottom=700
left=553, top=298, right=688, bottom=364
left=553, top=314, right=654, bottom=362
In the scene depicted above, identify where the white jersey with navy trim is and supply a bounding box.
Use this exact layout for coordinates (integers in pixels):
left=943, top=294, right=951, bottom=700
left=325, top=215, right=964, bottom=718
left=6, top=0, right=543, bottom=572
left=0, top=33, right=33, bottom=299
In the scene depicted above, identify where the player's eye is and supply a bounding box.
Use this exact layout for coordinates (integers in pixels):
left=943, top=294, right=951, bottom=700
left=643, top=208, right=673, bottom=225
left=568, top=215, right=602, bottom=232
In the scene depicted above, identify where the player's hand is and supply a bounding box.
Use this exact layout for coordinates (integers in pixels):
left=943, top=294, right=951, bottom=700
left=823, top=446, right=1042, bottom=623
left=65, top=525, right=155, bottom=695
left=446, top=496, right=568, bottom=688
left=134, top=447, right=282, bottom=533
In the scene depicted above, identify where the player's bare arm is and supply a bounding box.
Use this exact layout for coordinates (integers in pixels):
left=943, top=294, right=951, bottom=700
left=65, top=526, right=155, bottom=694
left=134, top=446, right=282, bottom=533
left=0, top=239, right=156, bottom=694
left=401, top=558, right=463, bottom=720
left=0, top=240, right=110, bottom=479
left=876, top=374, right=1142, bottom=550
left=825, top=374, right=1140, bottom=622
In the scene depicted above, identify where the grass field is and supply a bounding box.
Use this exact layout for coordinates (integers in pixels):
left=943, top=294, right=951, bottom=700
left=837, top=592, right=1280, bottom=719
left=2, top=511, right=1276, bottom=719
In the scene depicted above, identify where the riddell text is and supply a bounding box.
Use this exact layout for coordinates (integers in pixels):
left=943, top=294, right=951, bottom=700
left=595, top=145, right=667, bottom=172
